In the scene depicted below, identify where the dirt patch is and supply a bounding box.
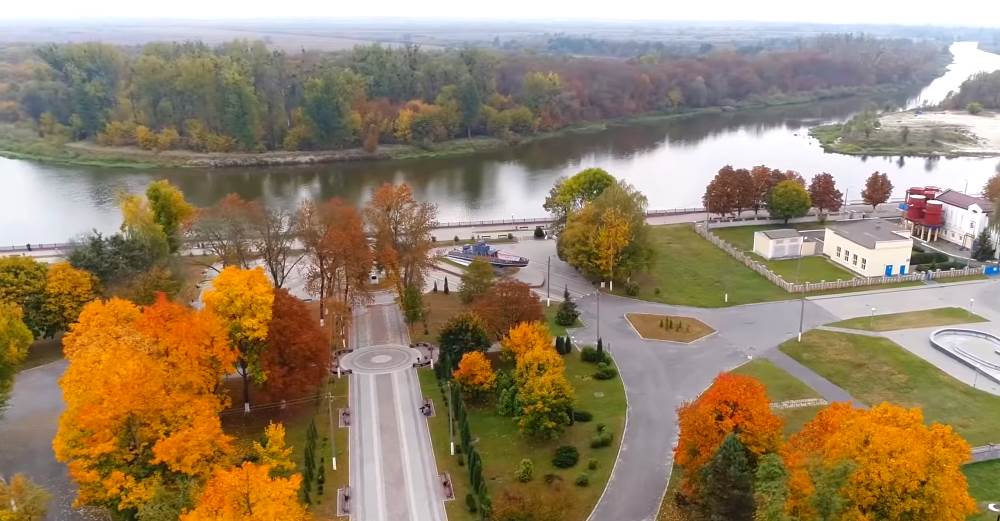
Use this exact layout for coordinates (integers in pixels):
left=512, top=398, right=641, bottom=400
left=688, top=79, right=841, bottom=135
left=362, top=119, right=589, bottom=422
left=880, top=110, right=1000, bottom=154
left=625, top=313, right=715, bottom=343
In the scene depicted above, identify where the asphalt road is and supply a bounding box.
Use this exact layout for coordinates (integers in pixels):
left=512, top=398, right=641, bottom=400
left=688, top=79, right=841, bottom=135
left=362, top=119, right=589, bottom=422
left=345, top=292, right=447, bottom=521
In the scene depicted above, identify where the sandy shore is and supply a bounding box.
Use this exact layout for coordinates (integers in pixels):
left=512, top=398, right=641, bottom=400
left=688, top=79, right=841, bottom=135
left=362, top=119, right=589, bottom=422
left=880, top=110, right=1000, bottom=154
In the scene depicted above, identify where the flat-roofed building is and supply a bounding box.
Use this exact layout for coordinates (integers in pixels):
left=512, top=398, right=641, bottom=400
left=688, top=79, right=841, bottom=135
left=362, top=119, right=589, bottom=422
left=823, top=219, right=913, bottom=277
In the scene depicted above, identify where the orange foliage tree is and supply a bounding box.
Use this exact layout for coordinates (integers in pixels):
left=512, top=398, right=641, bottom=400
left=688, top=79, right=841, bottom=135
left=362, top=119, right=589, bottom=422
left=181, top=462, right=311, bottom=521
left=203, top=266, right=274, bottom=408
left=41, top=261, right=98, bottom=336
left=364, top=183, right=437, bottom=296
left=503, top=322, right=574, bottom=438
left=54, top=296, right=236, bottom=514
left=501, top=321, right=552, bottom=361
left=471, top=278, right=543, bottom=340
left=452, top=351, right=496, bottom=399
left=674, top=372, right=783, bottom=497
left=259, top=288, right=330, bottom=402
left=783, top=402, right=976, bottom=521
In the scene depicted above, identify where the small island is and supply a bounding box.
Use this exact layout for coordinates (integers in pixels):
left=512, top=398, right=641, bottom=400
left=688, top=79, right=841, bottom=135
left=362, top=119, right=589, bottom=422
left=811, top=70, right=1000, bottom=157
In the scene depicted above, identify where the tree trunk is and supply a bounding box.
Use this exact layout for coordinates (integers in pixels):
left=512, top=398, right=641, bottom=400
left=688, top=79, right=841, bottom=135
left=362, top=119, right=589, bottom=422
left=239, top=359, right=251, bottom=410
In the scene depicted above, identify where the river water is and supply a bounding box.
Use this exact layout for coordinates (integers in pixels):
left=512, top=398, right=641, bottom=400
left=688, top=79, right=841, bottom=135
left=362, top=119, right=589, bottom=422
left=3, top=42, right=1000, bottom=245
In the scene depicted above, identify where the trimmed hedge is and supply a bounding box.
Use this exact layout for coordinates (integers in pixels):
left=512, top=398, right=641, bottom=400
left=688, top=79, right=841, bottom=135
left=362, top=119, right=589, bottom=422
left=552, top=445, right=580, bottom=468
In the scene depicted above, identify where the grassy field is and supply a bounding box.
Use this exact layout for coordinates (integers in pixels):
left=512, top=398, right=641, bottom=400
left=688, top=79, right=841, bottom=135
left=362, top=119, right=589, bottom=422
left=625, top=313, right=714, bottom=343
left=622, top=224, right=791, bottom=307
left=964, top=460, right=1000, bottom=521
left=761, top=255, right=854, bottom=284
left=732, top=358, right=823, bottom=435
left=544, top=304, right=582, bottom=337
left=937, top=274, right=990, bottom=284
left=421, top=353, right=627, bottom=521
left=829, top=306, right=986, bottom=331
left=780, top=329, right=1000, bottom=445
left=411, top=291, right=466, bottom=343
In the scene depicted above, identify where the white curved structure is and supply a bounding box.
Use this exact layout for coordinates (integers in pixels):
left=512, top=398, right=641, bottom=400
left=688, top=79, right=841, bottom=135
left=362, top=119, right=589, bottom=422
left=929, top=328, right=1000, bottom=385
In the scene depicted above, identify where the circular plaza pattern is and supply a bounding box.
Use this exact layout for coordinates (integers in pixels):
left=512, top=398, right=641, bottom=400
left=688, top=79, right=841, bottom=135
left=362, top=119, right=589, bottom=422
left=339, top=344, right=418, bottom=374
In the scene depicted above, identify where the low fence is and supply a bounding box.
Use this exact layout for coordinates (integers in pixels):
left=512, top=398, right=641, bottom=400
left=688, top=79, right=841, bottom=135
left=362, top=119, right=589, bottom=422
left=695, top=223, right=985, bottom=294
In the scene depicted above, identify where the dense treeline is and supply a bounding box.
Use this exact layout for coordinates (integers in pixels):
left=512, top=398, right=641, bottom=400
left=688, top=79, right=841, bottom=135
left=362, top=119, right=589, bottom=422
left=941, top=70, right=1000, bottom=110
left=0, top=35, right=945, bottom=154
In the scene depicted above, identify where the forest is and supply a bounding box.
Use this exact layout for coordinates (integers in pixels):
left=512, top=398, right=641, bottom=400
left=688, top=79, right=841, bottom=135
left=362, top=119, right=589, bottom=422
left=941, top=70, right=1000, bottom=110
left=0, top=35, right=947, bottom=154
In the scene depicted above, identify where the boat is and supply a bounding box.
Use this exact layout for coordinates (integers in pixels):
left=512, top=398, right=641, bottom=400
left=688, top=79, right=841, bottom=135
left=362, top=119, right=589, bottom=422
left=446, top=241, right=529, bottom=268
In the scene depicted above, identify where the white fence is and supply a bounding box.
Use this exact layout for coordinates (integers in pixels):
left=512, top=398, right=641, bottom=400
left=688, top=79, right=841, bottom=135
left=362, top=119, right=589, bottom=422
left=694, top=223, right=984, bottom=294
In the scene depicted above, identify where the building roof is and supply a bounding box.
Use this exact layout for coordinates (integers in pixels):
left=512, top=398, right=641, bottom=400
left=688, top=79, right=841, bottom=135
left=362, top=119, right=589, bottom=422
left=828, top=219, right=911, bottom=249
left=760, top=229, right=801, bottom=240
left=936, top=189, right=993, bottom=213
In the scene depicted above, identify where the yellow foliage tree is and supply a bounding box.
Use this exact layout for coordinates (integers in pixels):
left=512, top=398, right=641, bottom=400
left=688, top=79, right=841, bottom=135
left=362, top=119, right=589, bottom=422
left=594, top=207, right=631, bottom=282
left=41, top=262, right=98, bottom=336
left=202, top=267, right=274, bottom=408
left=501, top=321, right=553, bottom=361
left=0, top=473, right=51, bottom=521
left=452, top=351, right=496, bottom=398
left=54, top=297, right=236, bottom=514
left=181, top=462, right=311, bottom=521
left=0, top=301, right=33, bottom=415
left=252, top=423, right=296, bottom=477
left=784, top=402, right=976, bottom=521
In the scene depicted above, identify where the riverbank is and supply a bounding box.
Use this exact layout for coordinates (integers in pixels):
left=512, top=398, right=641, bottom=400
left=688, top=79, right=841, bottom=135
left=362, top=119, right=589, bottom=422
left=811, top=109, right=1000, bottom=157
left=0, top=83, right=932, bottom=170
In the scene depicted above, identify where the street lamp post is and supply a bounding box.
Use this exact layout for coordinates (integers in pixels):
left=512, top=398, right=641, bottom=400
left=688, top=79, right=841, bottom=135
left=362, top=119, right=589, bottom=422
left=327, top=392, right=338, bottom=471
left=971, top=297, right=976, bottom=312
left=870, top=306, right=877, bottom=330
left=597, top=282, right=603, bottom=343
left=546, top=256, right=551, bottom=307
left=447, top=381, right=455, bottom=456
left=796, top=236, right=805, bottom=342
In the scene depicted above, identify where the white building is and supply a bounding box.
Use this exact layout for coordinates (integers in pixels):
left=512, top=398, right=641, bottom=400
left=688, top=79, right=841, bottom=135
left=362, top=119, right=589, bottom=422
left=753, top=229, right=810, bottom=259
left=823, top=219, right=913, bottom=277
left=935, top=189, right=993, bottom=249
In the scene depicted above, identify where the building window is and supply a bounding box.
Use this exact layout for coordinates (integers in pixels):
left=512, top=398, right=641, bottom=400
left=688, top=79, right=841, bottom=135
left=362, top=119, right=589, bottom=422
left=852, top=254, right=858, bottom=266
left=861, top=258, right=867, bottom=269
left=844, top=249, right=849, bottom=261
left=970, top=221, right=975, bottom=229
left=836, top=246, right=842, bottom=258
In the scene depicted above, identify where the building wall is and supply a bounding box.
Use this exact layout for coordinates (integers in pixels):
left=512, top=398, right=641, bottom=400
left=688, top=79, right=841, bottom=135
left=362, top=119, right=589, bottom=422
left=822, top=229, right=913, bottom=277
left=940, top=203, right=988, bottom=248
left=753, top=233, right=804, bottom=259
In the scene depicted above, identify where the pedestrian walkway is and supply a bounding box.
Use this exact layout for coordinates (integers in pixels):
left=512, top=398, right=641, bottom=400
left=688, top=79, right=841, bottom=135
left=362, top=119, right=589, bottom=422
left=344, top=293, right=447, bottom=521
left=816, top=325, right=885, bottom=337
left=761, top=349, right=866, bottom=407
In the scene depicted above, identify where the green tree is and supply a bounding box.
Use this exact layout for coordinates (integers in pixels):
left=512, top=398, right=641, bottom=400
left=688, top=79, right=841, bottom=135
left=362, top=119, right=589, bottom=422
left=753, top=454, right=789, bottom=521
left=768, top=180, right=812, bottom=224
left=543, top=168, right=616, bottom=231
left=219, top=63, right=262, bottom=150
left=438, top=313, right=491, bottom=371
left=304, top=70, right=358, bottom=147
left=554, top=286, right=579, bottom=327
left=401, top=284, right=424, bottom=325
left=699, top=434, right=755, bottom=521
left=145, top=180, right=194, bottom=253
left=0, top=257, right=48, bottom=337
left=0, top=302, right=33, bottom=418
left=0, top=473, right=51, bottom=521
left=459, top=258, right=495, bottom=304
left=973, top=227, right=996, bottom=261
left=810, top=461, right=853, bottom=521
left=457, top=77, right=482, bottom=138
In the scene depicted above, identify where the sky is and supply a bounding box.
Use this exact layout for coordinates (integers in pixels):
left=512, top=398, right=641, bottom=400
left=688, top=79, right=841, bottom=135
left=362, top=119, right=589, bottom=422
left=1, top=0, right=999, bottom=27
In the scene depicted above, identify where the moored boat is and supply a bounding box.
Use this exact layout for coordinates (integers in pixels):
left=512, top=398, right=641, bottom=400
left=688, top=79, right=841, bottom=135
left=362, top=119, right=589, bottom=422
left=446, top=241, right=529, bottom=268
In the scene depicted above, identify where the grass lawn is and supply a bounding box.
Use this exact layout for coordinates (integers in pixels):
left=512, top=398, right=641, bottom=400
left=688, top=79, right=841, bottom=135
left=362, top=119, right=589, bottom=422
left=625, top=313, right=714, bottom=343
left=411, top=291, right=466, bottom=343
left=732, top=359, right=820, bottom=402
left=829, top=306, right=987, bottom=331
left=780, top=329, right=1000, bottom=445
left=421, top=353, right=627, bottom=521
left=937, top=274, right=990, bottom=284
left=544, top=304, right=581, bottom=337
left=622, top=224, right=791, bottom=307
left=760, top=255, right=854, bottom=284
left=964, top=460, right=1000, bottom=520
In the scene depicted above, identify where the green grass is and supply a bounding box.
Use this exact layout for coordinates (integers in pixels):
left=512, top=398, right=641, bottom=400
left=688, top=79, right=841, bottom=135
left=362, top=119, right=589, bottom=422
left=623, top=224, right=791, bottom=307
left=732, top=359, right=821, bottom=402
left=420, top=354, right=627, bottom=521
left=937, top=274, right=990, bottom=284
left=780, top=329, right=1000, bottom=445
left=964, top=460, right=1000, bottom=521
left=809, top=120, right=975, bottom=157
left=760, top=255, right=854, bottom=284
left=544, top=304, right=581, bottom=337
left=829, top=306, right=987, bottom=331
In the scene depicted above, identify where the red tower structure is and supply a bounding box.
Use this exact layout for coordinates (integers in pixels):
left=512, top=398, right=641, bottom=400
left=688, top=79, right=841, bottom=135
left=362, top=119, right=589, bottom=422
left=902, top=186, right=943, bottom=241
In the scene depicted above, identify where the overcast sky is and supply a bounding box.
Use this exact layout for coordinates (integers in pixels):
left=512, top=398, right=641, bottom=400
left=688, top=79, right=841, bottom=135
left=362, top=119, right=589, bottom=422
left=1, top=0, right=999, bottom=27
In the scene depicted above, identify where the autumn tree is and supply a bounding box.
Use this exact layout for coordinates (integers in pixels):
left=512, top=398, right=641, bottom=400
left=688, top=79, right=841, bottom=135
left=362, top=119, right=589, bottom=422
left=674, top=372, right=783, bottom=499
left=145, top=179, right=195, bottom=253
left=192, top=194, right=261, bottom=269
left=364, top=183, right=437, bottom=296
left=250, top=206, right=298, bottom=289
left=513, top=333, right=574, bottom=438
left=754, top=454, right=791, bottom=521
left=807, top=173, right=843, bottom=215
left=0, top=302, right=32, bottom=417
left=768, top=180, right=811, bottom=224
left=750, top=165, right=782, bottom=214
left=252, top=423, right=297, bottom=477
left=861, top=171, right=893, bottom=210
left=119, top=191, right=170, bottom=261
left=703, top=166, right=754, bottom=217
left=471, top=278, right=543, bottom=339
left=984, top=171, right=1000, bottom=203
left=559, top=180, right=652, bottom=283
left=700, top=434, right=755, bottom=521
left=54, top=297, right=236, bottom=515
left=459, top=258, right=495, bottom=304
left=0, top=257, right=48, bottom=337
left=0, top=473, right=51, bottom=521
left=259, top=289, right=329, bottom=402
left=543, top=167, right=616, bottom=231
left=501, top=321, right=553, bottom=361
left=438, top=312, right=491, bottom=371
left=180, top=462, right=310, bottom=521
left=40, top=262, right=98, bottom=337
left=783, top=402, right=976, bottom=521
left=453, top=351, right=497, bottom=400
left=203, top=267, right=275, bottom=409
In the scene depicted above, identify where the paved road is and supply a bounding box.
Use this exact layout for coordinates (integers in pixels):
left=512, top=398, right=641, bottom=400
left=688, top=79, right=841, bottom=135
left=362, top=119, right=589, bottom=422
left=0, top=360, right=96, bottom=521
left=344, top=292, right=447, bottom=521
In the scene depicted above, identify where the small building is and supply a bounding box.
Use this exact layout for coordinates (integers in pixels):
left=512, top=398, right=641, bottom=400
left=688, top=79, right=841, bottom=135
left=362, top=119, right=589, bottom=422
left=752, top=229, right=816, bottom=259
left=935, top=189, right=993, bottom=249
left=823, top=219, right=913, bottom=277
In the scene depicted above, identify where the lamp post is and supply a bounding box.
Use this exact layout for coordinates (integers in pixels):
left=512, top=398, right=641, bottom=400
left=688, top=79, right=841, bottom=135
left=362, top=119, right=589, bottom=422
left=327, top=392, right=338, bottom=471
left=447, top=380, right=455, bottom=456
left=597, top=281, right=603, bottom=343
left=970, top=297, right=976, bottom=312
left=796, top=235, right=805, bottom=342
left=870, top=306, right=876, bottom=330
left=546, top=256, right=552, bottom=307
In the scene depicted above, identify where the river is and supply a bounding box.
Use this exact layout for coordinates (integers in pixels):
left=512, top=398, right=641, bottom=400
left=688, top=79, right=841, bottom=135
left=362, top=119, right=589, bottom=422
left=3, top=42, right=1000, bottom=245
